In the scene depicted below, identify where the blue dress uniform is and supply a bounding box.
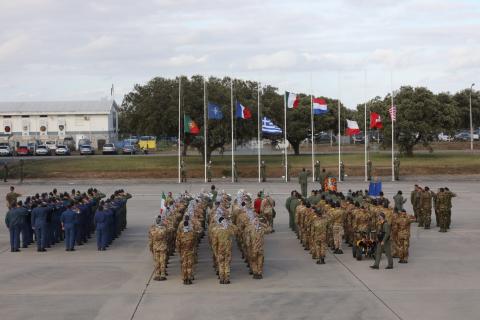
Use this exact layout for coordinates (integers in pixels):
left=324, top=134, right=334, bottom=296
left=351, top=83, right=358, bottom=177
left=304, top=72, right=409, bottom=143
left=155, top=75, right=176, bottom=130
left=31, top=205, right=49, bottom=251
left=60, top=209, right=77, bottom=251
left=17, top=206, right=31, bottom=248
left=5, top=207, right=24, bottom=252
left=94, top=209, right=107, bottom=250
left=104, top=206, right=114, bottom=246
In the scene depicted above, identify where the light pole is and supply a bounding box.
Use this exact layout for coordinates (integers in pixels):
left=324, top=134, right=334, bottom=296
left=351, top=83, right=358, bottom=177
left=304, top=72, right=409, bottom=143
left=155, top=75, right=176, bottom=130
left=470, top=83, right=475, bottom=151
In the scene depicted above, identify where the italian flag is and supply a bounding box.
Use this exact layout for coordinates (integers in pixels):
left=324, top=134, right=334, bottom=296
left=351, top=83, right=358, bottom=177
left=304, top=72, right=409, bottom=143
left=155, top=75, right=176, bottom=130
left=160, top=192, right=166, bottom=214
left=184, top=115, right=200, bottom=135
left=286, top=91, right=300, bottom=109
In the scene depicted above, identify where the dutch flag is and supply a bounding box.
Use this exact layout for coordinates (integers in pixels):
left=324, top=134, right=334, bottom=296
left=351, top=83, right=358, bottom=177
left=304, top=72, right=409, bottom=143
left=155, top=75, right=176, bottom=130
left=313, top=98, right=328, bottom=115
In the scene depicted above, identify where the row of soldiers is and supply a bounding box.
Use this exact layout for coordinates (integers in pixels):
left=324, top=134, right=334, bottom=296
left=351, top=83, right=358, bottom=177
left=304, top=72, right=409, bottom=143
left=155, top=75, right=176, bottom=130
left=148, top=188, right=275, bottom=284
left=4, top=187, right=131, bottom=252
left=287, top=188, right=415, bottom=267
left=410, top=185, right=456, bottom=232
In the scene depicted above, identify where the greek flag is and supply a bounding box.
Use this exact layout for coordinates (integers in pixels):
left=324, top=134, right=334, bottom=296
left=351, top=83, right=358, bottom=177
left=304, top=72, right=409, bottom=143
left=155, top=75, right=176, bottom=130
left=262, top=117, right=282, bottom=134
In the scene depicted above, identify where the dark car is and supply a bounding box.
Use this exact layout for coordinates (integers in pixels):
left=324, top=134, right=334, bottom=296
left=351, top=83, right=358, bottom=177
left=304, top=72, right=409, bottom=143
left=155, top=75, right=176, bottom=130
left=122, top=144, right=138, bottom=155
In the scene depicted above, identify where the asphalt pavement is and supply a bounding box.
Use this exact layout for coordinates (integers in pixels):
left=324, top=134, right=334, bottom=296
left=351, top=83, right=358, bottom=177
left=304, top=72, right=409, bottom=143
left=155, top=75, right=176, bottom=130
left=0, top=178, right=479, bottom=320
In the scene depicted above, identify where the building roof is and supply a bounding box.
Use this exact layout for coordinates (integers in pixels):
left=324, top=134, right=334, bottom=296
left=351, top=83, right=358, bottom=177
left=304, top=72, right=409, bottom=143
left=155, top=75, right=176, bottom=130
left=0, top=99, right=118, bottom=115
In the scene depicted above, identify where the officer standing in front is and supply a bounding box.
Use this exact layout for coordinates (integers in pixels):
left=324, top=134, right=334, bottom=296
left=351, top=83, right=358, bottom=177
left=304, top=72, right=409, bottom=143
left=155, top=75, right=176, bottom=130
left=371, top=212, right=393, bottom=269
left=298, top=168, right=309, bottom=197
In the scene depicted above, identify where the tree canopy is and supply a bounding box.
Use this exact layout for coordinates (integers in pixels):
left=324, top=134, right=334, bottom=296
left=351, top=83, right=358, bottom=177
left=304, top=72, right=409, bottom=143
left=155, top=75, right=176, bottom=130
left=119, top=76, right=479, bottom=157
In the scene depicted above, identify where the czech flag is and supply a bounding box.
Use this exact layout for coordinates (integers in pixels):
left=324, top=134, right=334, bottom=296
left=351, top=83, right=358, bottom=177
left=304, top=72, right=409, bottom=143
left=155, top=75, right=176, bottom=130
left=313, top=98, right=328, bottom=115
left=236, top=101, right=252, bottom=119
left=346, top=119, right=361, bottom=136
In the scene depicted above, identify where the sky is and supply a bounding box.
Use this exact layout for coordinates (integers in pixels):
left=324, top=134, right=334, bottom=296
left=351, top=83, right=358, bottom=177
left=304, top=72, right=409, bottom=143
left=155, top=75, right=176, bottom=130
left=0, top=0, right=479, bottom=109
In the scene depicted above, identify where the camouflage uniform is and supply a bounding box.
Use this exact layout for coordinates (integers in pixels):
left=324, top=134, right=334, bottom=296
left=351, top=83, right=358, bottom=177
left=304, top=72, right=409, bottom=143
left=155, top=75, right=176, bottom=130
left=394, top=211, right=414, bottom=263
left=330, top=207, right=345, bottom=252
left=149, top=224, right=169, bottom=280
left=420, top=190, right=433, bottom=229
left=312, top=213, right=328, bottom=264
left=176, top=224, right=196, bottom=284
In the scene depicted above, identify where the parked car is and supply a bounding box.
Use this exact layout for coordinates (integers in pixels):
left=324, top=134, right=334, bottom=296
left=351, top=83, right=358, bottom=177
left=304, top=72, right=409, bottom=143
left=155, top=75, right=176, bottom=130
left=79, top=145, right=95, bottom=155
left=45, top=141, right=57, bottom=154
left=0, top=145, right=12, bottom=156
left=55, top=145, right=70, bottom=156
left=16, top=145, right=29, bottom=156
left=122, top=144, right=138, bottom=154
left=35, top=145, right=49, bottom=156
left=437, top=133, right=453, bottom=142
left=454, top=132, right=479, bottom=141
left=102, top=143, right=117, bottom=155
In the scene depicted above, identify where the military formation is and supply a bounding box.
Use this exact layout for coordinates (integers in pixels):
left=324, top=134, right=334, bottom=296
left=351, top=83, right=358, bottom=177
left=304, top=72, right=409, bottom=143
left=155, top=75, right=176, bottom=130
left=148, top=187, right=274, bottom=284
left=285, top=185, right=449, bottom=268
left=410, top=185, right=456, bottom=232
left=4, top=186, right=131, bottom=253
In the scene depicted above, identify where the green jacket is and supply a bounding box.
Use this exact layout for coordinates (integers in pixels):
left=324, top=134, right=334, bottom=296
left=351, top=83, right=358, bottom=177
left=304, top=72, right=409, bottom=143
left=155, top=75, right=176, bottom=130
left=298, top=171, right=308, bottom=185
left=289, top=198, right=300, bottom=216
left=393, top=194, right=407, bottom=211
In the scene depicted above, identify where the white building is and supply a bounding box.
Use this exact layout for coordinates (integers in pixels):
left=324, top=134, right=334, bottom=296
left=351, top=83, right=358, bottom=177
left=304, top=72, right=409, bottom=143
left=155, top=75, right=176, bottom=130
left=0, top=99, right=119, bottom=149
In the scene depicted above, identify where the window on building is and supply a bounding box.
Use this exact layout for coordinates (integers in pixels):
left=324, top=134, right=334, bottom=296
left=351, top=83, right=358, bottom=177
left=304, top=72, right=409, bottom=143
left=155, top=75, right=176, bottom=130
left=40, top=115, right=48, bottom=118
left=3, top=115, right=11, bottom=118
left=21, top=115, right=30, bottom=118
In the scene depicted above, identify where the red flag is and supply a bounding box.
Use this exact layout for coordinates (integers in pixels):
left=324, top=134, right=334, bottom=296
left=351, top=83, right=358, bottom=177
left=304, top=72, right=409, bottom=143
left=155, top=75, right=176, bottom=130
left=370, top=112, right=383, bottom=129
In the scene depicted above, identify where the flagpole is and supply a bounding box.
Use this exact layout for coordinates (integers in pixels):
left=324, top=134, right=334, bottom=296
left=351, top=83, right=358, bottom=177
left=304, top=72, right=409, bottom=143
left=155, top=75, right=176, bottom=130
left=204, top=76, right=207, bottom=183
left=284, top=92, right=288, bottom=182
left=178, top=76, right=181, bottom=184
left=391, top=71, right=395, bottom=182
left=258, top=82, right=261, bottom=183
left=364, top=70, right=368, bottom=182
left=310, top=73, right=315, bottom=182
left=231, top=78, right=234, bottom=183
left=338, top=74, right=341, bottom=181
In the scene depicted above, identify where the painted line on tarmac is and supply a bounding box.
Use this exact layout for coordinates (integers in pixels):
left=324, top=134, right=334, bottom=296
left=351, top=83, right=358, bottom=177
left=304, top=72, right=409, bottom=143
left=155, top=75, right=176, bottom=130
left=331, top=252, right=404, bottom=320
left=130, top=265, right=154, bottom=319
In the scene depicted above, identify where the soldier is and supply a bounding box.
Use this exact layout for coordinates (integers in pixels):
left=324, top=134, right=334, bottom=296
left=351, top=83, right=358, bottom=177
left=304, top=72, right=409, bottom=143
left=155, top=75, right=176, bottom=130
left=176, top=217, right=196, bottom=285
left=31, top=201, right=49, bottom=252
left=435, top=189, right=448, bottom=233
left=298, top=168, right=309, bottom=197
left=352, top=202, right=371, bottom=260
left=149, top=216, right=169, bottom=281
left=314, top=160, right=321, bottom=182
left=393, top=190, right=407, bottom=212
left=3, top=161, right=8, bottom=182
left=19, top=159, right=24, bottom=183
left=444, top=187, right=456, bottom=229
left=339, top=161, right=345, bottom=182
left=410, top=185, right=419, bottom=221
left=330, top=201, right=345, bottom=254
left=260, top=193, right=276, bottom=232
left=233, top=161, right=238, bottom=182
left=367, top=160, right=372, bottom=181
left=207, top=160, right=213, bottom=182
left=248, top=217, right=271, bottom=279
left=180, top=160, right=187, bottom=182
left=5, top=202, right=24, bottom=252
left=285, top=191, right=295, bottom=230
left=60, top=202, right=77, bottom=251
left=260, top=160, right=266, bottom=182
left=6, top=186, right=21, bottom=209
left=312, top=207, right=328, bottom=264
left=394, top=209, right=415, bottom=263
left=394, top=157, right=400, bottom=181
left=216, top=216, right=237, bottom=284
left=420, top=187, right=433, bottom=229
left=286, top=159, right=291, bottom=182
left=289, top=192, right=301, bottom=232
left=371, top=212, right=393, bottom=269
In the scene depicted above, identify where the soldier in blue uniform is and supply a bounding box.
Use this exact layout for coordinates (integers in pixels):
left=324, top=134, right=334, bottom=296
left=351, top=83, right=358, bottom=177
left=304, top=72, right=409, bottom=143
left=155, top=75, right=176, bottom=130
left=5, top=202, right=24, bottom=252
left=60, top=202, right=78, bottom=251
left=94, top=201, right=108, bottom=251
left=31, top=202, right=49, bottom=252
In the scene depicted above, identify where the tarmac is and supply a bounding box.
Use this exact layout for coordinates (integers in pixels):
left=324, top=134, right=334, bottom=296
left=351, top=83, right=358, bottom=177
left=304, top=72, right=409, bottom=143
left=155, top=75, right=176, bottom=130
left=0, top=177, right=479, bottom=320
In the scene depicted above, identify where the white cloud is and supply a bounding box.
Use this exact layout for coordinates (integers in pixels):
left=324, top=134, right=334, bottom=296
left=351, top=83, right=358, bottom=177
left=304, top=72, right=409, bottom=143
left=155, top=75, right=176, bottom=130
left=247, top=51, right=298, bottom=70
left=0, top=35, right=30, bottom=62
left=163, top=54, right=208, bottom=67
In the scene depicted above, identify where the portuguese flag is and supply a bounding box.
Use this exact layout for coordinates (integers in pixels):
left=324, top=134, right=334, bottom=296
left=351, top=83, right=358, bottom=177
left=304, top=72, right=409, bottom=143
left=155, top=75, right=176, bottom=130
left=184, top=115, right=200, bottom=135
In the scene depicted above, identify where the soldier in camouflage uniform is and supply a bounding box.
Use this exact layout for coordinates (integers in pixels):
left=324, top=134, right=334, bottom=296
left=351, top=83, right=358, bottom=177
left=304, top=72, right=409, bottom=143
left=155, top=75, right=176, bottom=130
left=311, top=207, right=328, bottom=264
left=330, top=201, right=345, bottom=254
left=176, top=216, right=196, bottom=285
left=420, top=187, right=433, bottom=229
left=444, top=187, right=456, bottom=229
left=149, top=217, right=169, bottom=281
left=216, top=216, right=238, bottom=284
left=393, top=209, right=415, bottom=263
left=247, top=217, right=271, bottom=279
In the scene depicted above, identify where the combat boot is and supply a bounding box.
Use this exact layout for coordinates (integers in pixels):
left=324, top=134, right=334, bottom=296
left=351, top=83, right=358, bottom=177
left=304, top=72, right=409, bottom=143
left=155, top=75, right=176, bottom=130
left=337, top=249, right=344, bottom=254
left=153, top=275, right=162, bottom=281
left=320, top=257, right=325, bottom=264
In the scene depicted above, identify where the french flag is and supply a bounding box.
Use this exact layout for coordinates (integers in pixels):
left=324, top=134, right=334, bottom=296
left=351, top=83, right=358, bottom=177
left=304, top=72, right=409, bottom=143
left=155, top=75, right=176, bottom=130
left=236, top=101, right=252, bottom=119
left=313, top=97, right=328, bottom=115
